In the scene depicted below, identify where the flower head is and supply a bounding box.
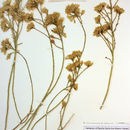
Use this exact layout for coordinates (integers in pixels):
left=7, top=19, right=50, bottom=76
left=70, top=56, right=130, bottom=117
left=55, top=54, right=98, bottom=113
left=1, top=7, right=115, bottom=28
left=44, top=12, right=60, bottom=26
left=24, top=13, right=34, bottom=22
left=44, top=12, right=66, bottom=37
left=67, top=74, right=74, bottom=82
left=93, top=26, right=102, bottom=37
left=42, top=7, right=48, bottom=14
left=26, top=0, right=44, bottom=10
left=66, top=63, right=75, bottom=72
left=94, top=2, right=106, bottom=13
left=73, top=83, right=78, bottom=91
left=95, top=15, right=101, bottom=24
left=6, top=53, right=12, bottom=60
left=0, top=18, right=10, bottom=32
left=0, top=8, right=4, bottom=19
left=1, top=38, right=12, bottom=55
left=84, top=60, right=93, bottom=67
left=65, top=50, right=82, bottom=60
left=27, top=22, right=35, bottom=32
left=102, top=23, right=111, bottom=33
left=114, top=5, right=125, bottom=15
left=65, top=4, right=80, bottom=16
left=65, top=4, right=85, bottom=22
left=62, top=100, right=67, bottom=107
left=66, top=60, right=83, bottom=72
left=93, top=23, right=110, bottom=37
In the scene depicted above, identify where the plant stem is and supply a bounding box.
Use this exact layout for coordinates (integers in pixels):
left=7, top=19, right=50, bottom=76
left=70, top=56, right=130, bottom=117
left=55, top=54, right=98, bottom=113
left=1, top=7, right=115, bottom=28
left=12, top=51, right=22, bottom=120
left=58, top=90, right=72, bottom=130
left=18, top=52, right=34, bottom=111
left=21, top=27, right=56, bottom=130
left=31, top=93, right=70, bottom=130
left=100, top=55, right=114, bottom=110
left=77, top=17, right=86, bottom=57
left=4, top=63, right=14, bottom=130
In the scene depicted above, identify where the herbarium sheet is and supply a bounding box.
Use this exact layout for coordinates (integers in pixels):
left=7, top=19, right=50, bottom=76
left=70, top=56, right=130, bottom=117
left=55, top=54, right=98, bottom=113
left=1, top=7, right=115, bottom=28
left=0, top=0, right=130, bottom=130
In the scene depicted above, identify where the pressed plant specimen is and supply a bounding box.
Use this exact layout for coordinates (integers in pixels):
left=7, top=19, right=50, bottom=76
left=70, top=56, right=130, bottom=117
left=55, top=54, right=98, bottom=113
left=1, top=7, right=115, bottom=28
left=0, top=0, right=93, bottom=129
left=93, top=0, right=124, bottom=110
left=0, top=0, right=34, bottom=130
left=14, top=2, right=93, bottom=129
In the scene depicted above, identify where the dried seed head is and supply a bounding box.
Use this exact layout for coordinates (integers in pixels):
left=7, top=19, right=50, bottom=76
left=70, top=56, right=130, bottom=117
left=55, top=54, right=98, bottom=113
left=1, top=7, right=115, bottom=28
left=24, top=13, right=34, bottom=22
left=94, top=2, right=106, bottom=13
left=42, top=7, right=48, bottom=14
left=95, top=15, right=101, bottom=24
left=114, top=5, right=125, bottom=15
left=27, top=22, right=35, bottom=32
left=84, top=60, right=93, bottom=67
left=1, top=38, right=12, bottom=55
left=6, top=53, right=12, bottom=60
left=66, top=63, right=75, bottom=72
left=62, top=100, right=67, bottom=107
left=0, top=18, right=10, bottom=32
left=26, top=0, right=44, bottom=10
left=65, top=4, right=84, bottom=22
left=67, top=74, right=74, bottom=82
left=73, top=83, right=78, bottom=91
left=93, top=26, right=103, bottom=37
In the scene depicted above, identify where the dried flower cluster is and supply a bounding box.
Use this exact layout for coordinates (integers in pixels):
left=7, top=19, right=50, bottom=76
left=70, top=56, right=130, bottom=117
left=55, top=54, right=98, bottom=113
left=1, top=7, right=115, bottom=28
left=0, top=18, right=10, bottom=32
left=1, top=38, right=12, bottom=55
left=66, top=50, right=93, bottom=91
left=114, top=5, right=125, bottom=15
left=27, top=22, right=35, bottom=32
left=94, top=2, right=106, bottom=13
left=44, top=12, right=66, bottom=37
left=26, top=0, right=44, bottom=10
left=65, top=4, right=85, bottom=22
left=93, top=23, right=111, bottom=37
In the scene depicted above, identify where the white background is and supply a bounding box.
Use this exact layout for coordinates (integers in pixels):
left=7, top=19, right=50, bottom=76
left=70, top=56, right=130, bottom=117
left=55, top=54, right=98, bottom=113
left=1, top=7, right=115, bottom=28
left=0, top=0, right=130, bottom=130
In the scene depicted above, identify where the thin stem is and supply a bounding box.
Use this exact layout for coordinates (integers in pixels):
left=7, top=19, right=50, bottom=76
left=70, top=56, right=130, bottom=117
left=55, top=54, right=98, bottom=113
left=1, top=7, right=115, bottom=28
left=24, top=27, right=56, bottom=130
left=44, top=29, right=65, bottom=130
left=78, top=67, right=88, bottom=78
left=11, top=21, right=23, bottom=121
left=53, top=43, right=63, bottom=50
left=34, top=28, right=49, bottom=38
left=62, top=114, right=75, bottom=129
left=18, top=52, right=34, bottom=111
left=100, top=12, right=109, bottom=24
left=100, top=55, right=114, bottom=110
left=58, top=89, right=72, bottom=129
left=113, top=0, right=119, bottom=8
left=13, top=111, right=32, bottom=130
left=48, top=33, right=65, bottom=94
left=114, top=14, right=120, bottom=32
left=113, top=13, right=118, bottom=23
left=100, top=34, right=112, bottom=53
left=77, top=17, right=86, bottom=57
left=12, top=53, right=22, bottom=121
left=45, top=87, right=68, bottom=130
left=4, top=63, right=14, bottom=130
left=104, top=9, right=111, bottom=21
left=31, top=93, right=69, bottom=130
left=33, top=19, right=43, bottom=26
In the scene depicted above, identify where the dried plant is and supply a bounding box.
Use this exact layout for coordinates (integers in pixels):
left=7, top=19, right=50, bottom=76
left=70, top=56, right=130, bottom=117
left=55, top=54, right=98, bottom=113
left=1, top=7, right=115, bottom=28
left=0, top=0, right=34, bottom=130
left=0, top=1, right=93, bottom=130
left=93, top=0, right=124, bottom=110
